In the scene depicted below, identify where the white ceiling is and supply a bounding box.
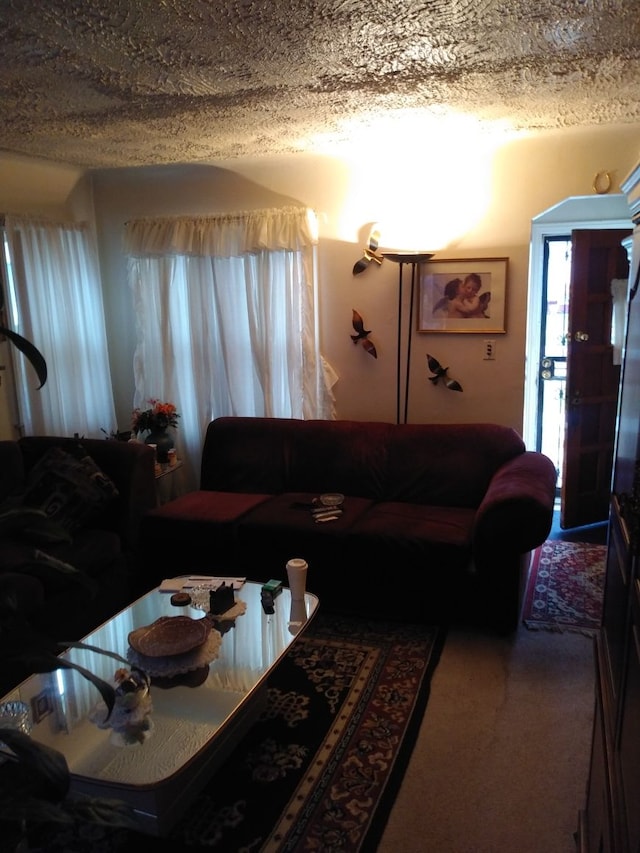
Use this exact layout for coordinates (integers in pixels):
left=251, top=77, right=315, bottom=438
left=1, top=0, right=640, bottom=169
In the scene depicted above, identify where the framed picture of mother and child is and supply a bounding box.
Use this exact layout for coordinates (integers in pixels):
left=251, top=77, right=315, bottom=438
left=418, top=257, right=508, bottom=333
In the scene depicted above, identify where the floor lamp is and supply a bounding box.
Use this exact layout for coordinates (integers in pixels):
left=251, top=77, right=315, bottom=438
left=383, top=252, right=434, bottom=424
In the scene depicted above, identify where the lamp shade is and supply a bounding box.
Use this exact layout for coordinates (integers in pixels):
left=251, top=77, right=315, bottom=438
left=383, top=252, right=434, bottom=264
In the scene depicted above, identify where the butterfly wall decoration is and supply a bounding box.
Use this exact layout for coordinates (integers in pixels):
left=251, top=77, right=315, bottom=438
left=352, top=225, right=384, bottom=276
left=351, top=309, right=377, bottom=358
left=426, top=353, right=463, bottom=391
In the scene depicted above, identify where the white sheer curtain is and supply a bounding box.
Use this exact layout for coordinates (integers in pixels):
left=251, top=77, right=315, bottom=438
left=125, top=206, right=337, bottom=489
left=4, top=215, right=117, bottom=438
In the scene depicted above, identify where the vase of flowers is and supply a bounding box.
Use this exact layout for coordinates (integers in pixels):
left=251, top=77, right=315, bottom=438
left=131, top=399, right=180, bottom=462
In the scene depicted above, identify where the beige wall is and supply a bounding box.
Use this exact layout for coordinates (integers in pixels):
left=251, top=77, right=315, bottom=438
left=0, top=152, right=90, bottom=218
left=1, top=124, right=639, bottom=438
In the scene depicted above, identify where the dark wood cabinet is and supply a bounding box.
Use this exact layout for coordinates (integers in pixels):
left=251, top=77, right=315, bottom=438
left=582, top=498, right=635, bottom=852
left=579, top=162, right=640, bottom=852
left=600, top=500, right=632, bottom=715
left=583, top=646, right=613, bottom=851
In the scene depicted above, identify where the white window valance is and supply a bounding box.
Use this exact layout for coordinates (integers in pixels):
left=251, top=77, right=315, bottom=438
left=124, top=206, right=318, bottom=258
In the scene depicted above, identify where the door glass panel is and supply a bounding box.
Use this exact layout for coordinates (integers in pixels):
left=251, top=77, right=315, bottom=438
left=538, top=237, right=571, bottom=489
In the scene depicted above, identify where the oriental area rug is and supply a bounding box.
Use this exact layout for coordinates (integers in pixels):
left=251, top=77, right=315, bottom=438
left=150, top=613, right=445, bottom=853
left=522, top=539, right=607, bottom=634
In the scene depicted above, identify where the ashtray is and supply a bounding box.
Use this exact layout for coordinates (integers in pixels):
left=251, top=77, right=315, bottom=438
left=320, top=492, right=344, bottom=507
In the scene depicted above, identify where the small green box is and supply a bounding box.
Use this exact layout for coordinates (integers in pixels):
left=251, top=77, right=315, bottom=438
left=262, top=579, right=283, bottom=597
left=260, top=579, right=283, bottom=614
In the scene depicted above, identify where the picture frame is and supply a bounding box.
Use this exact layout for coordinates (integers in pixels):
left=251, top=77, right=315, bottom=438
left=418, top=257, right=508, bottom=334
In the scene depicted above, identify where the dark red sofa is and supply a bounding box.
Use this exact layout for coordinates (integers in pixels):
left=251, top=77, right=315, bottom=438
left=139, top=417, right=557, bottom=632
left=0, top=436, right=157, bottom=693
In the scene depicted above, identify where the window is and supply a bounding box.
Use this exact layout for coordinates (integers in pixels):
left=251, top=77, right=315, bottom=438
left=125, top=207, right=336, bottom=488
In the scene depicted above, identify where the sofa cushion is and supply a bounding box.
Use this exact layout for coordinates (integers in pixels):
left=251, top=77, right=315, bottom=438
left=139, top=490, right=273, bottom=586
left=346, top=502, right=475, bottom=564
left=284, top=421, right=392, bottom=498
left=202, top=417, right=393, bottom=499
left=0, top=528, right=123, bottom=593
left=144, top=489, right=273, bottom=527
left=384, top=423, right=526, bottom=507
left=0, top=571, right=45, bottom=617
left=234, top=492, right=376, bottom=587
left=45, top=528, right=124, bottom=577
left=22, top=444, right=119, bottom=532
left=0, top=441, right=25, bottom=503
left=200, top=418, right=291, bottom=493
left=36, top=545, right=131, bottom=646
left=237, top=492, right=374, bottom=533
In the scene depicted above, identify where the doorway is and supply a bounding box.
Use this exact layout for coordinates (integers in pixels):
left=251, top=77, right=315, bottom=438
left=524, top=194, right=633, bottom=527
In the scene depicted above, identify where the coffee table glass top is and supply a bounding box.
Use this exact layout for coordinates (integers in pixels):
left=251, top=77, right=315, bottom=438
left=1, top=582, right=318, bottom=788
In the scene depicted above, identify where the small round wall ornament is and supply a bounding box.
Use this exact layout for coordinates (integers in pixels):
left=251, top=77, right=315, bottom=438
left=593, top=171, right=612, bottom=195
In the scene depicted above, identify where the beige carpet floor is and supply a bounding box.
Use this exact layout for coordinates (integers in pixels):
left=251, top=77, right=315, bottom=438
left=377, top=623, right=594, bottom=852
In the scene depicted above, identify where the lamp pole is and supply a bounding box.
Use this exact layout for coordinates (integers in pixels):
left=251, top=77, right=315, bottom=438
left=383, top=252, right=434, bottom=424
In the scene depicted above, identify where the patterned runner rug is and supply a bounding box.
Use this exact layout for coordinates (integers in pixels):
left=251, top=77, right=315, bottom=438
left=128, top=613, right=445, bottom=852
left=522, top=539, right=607, bottom=634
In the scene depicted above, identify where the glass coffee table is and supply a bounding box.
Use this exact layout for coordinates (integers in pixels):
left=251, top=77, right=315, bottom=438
left=0, top=580, right=318, bottom=835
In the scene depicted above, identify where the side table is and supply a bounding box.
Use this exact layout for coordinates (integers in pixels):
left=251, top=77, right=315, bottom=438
left=154, top=459, right=184, bottom=505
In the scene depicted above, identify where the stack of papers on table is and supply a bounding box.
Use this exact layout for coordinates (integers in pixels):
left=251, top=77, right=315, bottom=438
left=159, top=576, right=246, bottom=593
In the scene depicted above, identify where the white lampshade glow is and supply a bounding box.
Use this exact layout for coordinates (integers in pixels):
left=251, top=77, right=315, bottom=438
left=317, top=110, right=516, bottom=249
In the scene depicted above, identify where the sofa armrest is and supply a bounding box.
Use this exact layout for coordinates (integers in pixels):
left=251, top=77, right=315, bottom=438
left=472, top=451, right=557, bottom=563
left=18, top=436, right=157, bottom=549
left=0, top=441, right=25, bottom=503
left=82, top=439, right=158, bottom=548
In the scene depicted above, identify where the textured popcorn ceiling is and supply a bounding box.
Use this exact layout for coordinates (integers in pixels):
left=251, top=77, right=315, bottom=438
left=1, top=0, right=639, bottom=168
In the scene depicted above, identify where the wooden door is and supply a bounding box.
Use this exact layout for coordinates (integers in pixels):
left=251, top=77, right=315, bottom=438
left=561, top=228, right=631, bottom=529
